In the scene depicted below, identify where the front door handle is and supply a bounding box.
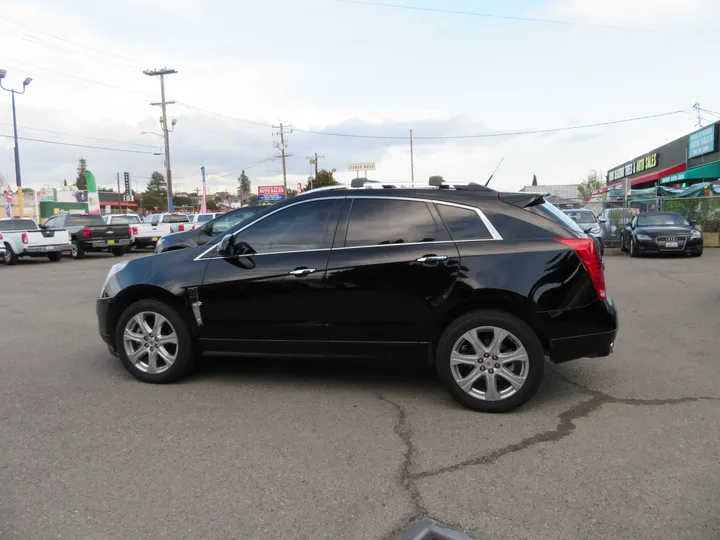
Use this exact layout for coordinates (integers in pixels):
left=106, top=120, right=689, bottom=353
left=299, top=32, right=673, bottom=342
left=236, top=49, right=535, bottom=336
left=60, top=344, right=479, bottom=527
left=415, top=255, right=448, bottom=263
left=288, top=267, right=317, bottom=276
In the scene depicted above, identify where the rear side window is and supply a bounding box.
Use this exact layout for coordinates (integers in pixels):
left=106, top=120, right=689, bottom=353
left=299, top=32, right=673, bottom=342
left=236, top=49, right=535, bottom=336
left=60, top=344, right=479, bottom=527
left=0, top=219, right=37, bottom=231
left=66, top=215, right=104, bottom=226
left=345, top=199, right=439, bottom=247
left=529, top=202, right=585, bottom=234
left=166, top=214, right=189, bottom=223
left=109, top=215, right=140, bottom=224
left=437, top=204, right=492, bottom=240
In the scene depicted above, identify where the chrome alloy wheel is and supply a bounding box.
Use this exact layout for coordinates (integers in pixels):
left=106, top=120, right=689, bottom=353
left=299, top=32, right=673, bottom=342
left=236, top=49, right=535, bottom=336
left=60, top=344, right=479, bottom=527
left=123, top=311, right=179, bottom=374
left=449, top=326, right=530, bottom=401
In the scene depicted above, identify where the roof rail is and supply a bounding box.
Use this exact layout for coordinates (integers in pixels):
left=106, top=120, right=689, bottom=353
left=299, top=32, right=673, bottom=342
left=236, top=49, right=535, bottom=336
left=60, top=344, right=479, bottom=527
left=302, top=176, right=497, bottom=194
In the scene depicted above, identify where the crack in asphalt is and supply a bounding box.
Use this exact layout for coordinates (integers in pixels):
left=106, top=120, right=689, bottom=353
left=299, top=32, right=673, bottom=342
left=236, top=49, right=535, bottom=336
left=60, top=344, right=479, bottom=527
left=412, top=372, right=720, bottom=482
left=379, top=376, right=719, bottom=538
left=377, top=394, right=428, bottom=540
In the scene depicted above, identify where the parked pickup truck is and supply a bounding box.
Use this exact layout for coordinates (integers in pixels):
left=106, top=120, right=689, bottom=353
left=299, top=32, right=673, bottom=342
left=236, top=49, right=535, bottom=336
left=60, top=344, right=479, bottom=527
left=103, top=213, right=142, bottom=252
left=44, top=213, right=131, bottom=259
left=134, top=213, right=190, bottom=249
left=1, top=218, right=72, bottom=265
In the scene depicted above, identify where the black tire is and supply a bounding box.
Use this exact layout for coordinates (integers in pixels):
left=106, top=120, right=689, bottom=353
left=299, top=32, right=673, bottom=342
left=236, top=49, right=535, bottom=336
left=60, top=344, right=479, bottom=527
left=620, top=235, right=628, bottom=252
left=112, top=248, right=125, bottom=257
left=3, top=244, right=19, bottom=265
left=629, top=239, right=638, bottom=258
left=47, top=252, right=63, bottom=262
left=70, top=240, right=85, bottom=259
left=435, top=309, right=545, bottom=413
left=115, top=299, right=195, bottom=384
left=125, top=244, right=133, bottom=253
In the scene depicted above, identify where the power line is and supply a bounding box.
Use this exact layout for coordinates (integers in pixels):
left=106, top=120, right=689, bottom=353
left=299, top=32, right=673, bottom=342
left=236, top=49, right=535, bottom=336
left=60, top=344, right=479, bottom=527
left=0, top=15, right=138, bottom=65
left=0, top=134, right=162, bottom=154
left=176, top=102, right=274, bottom=128
left=293, top=109, right=689, bottom=140
left=0, top=122, right=158, bottom=148
left=335, top=0, right=695, bottom=37
left=700, top=108, right=720, bottom=119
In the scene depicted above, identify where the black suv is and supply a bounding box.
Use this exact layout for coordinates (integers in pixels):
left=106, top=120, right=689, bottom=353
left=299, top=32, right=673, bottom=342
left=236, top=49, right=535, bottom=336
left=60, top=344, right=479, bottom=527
left=97, top=179, right=617, bottom=412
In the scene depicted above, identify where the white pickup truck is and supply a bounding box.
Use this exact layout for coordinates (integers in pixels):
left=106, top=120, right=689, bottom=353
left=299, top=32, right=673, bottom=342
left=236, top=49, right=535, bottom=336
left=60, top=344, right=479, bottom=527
left=133, top=213, right=190, bottom=249
left=1, top=218, right=72, bottom=265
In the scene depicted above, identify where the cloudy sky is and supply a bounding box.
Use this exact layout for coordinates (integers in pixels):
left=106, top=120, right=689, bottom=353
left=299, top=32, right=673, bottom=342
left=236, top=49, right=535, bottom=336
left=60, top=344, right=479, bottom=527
left=1, top=0, right=719, bottom=195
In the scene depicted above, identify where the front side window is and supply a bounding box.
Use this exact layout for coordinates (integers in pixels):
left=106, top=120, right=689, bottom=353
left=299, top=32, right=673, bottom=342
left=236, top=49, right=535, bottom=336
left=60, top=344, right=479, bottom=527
left=235, top=199, right=341, bottom=253
left=212, top=208, right=260, bottom=235
left=345, top=198, right=439, bottom=247
left=437, top=204, right=492, bottom=240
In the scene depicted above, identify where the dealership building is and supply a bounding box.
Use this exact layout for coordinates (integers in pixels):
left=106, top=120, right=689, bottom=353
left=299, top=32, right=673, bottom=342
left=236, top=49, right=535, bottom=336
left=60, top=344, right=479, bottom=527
left=605, top=121, right=720, bottom=191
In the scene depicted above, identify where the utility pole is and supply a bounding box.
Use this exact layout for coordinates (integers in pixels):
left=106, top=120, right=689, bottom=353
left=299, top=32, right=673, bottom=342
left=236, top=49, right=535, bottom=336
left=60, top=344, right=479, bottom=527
left=693, top=102, right=703, bottom=129
left=306, top=153, right=324, bottom=190
left=273, top=122, right=292, bottom=196
left=144, top=68, right=177, bottom=212
left=116, top=172, right=121, bottom=213
left=409, top=129, right=415, bottom=186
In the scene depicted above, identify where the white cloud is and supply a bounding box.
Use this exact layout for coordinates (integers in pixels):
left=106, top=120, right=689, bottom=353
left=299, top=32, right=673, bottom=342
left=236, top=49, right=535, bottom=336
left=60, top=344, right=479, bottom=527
left=538, top=0, right=719, bottom=26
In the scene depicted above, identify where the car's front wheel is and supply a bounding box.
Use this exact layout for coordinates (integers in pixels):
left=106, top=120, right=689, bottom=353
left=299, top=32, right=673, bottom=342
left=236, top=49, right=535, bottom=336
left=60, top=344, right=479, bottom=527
left=115, top=299, right=195, bottom=383
left=436, top=310, right=544, bottom=413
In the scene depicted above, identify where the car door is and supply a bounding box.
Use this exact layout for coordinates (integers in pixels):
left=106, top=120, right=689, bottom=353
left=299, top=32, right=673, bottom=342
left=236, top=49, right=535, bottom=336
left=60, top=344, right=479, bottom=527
left=325, top=196, right=460, bottom=355
left=197, top=197, right=344, bottom=355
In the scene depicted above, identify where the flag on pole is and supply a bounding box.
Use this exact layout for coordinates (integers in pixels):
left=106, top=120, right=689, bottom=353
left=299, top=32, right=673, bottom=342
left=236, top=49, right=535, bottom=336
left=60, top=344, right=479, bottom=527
left=200, top=166, right=207, bottom=213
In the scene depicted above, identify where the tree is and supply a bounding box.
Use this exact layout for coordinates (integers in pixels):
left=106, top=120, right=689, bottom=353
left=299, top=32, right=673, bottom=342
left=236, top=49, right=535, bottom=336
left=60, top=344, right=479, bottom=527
left=237, top=170, right=251, bottom=197
left=304, top=168, right=338, bottom=192
left=76, top=158, right=88, bottom=190
left=98, top=187, right=114, bottom=192
left=286, top=188, right=298, bottom=198
left=532, top=174, right=538, bottom=186
left=247, top=194, right=259, bottom=205
left=147, top=171, right=167, bottom=196
left=577, top=170, right=604, bottom=200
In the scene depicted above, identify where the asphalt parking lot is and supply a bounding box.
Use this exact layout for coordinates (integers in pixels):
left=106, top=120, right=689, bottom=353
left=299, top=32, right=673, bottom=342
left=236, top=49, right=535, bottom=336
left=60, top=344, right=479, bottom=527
left=1, top=250, right=719, bottom=540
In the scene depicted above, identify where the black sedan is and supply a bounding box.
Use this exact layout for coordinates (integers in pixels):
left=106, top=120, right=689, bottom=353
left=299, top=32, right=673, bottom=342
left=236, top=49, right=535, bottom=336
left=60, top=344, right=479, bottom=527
left=621, top=212, right=703, bottom=257
left=155, top=206, right=263, bottom=253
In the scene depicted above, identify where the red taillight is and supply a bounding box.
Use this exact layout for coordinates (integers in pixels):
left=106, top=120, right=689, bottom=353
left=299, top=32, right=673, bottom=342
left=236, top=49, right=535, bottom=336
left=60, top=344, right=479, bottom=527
left=178, top=224, right=184, bottom=232
left=132, top=226, right=138, bottom=235
left=555, top=238, right=606, bottom=300
left=0, top=233, right=3, bottom=240
left=21, top=232, right=28, bottom=244
left=191, top=225, right=195, bottom=230
left=67, top=231, right=71, bottom=240
left=82, top=227, right=91, bottom=238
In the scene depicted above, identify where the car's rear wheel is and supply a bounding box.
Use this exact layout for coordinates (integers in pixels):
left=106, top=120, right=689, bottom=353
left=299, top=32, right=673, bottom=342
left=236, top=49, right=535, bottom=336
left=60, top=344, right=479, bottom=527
left=115, top=299, right=195, bottom=383
left=436, top=310, right=544, bottom=413
left=3, top=244, right=19, bottom=265
left=70, top=241, right=85, bottom=259
left=47, top=252, right=62, bottom=262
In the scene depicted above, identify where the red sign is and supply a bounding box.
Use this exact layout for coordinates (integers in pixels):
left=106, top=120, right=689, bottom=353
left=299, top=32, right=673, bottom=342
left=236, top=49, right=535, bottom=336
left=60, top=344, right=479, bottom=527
left=257, top=185, right=285, bottom=195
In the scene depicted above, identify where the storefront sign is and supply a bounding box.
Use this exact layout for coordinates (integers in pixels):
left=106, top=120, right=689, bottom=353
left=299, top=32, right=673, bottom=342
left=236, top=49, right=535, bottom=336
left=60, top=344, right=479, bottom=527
left=608, top=152, right=658, bottom=181
left=688, top=126, right=716, bottom=159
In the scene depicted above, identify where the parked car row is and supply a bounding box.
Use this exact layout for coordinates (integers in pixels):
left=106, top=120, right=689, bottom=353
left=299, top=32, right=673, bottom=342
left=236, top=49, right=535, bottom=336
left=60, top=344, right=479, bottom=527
left=562, top=208, right=704, bottom=258
left=2, top=208, right=266, bottom=265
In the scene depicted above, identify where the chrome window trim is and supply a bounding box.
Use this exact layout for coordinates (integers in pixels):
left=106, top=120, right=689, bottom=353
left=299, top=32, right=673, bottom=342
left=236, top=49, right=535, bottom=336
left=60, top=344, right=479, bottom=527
left=194, top=194, right=502, bottom=261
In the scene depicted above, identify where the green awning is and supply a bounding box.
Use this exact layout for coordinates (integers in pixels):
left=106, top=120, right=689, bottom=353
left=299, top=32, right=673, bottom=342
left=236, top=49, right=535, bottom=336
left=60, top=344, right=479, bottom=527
left=659, top=160, right=720, bottom=185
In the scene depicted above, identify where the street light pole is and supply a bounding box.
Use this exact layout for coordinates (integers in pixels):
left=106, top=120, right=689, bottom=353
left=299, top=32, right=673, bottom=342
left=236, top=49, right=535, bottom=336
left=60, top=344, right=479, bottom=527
left=0, top=70, right=32, bottom=217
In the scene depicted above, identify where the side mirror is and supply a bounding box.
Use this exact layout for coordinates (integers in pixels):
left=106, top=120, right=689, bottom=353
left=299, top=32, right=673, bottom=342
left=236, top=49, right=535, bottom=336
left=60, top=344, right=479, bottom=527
left=598, top=218, right=607, bottom=224
left=217, top=234, right=255, bottom=257
left=202, top=222, right=213, bottom=236
left=690, top=219, right=697, bottom=226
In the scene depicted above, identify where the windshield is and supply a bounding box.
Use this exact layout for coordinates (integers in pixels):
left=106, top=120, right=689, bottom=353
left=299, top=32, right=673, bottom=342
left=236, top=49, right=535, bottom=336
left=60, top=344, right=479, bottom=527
left=0, top=219, right=38, bottom=231
left=563, top=211, right=597, bottom=224
left=531, top=202, right=585, bottom=234
left=637, top=213, right=689, bottom=227
left=166, top=214, right=190, bottom=223
left=196, top=214, right=214, bottom=222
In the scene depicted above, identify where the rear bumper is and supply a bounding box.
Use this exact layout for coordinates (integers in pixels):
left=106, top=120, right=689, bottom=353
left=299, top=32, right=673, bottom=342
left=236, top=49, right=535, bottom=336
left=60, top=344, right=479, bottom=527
left=84, top=239, right=131, bottom=250
left=543, top=297, right=618, bottom=363
left=25, top=244, right=70, bottom=254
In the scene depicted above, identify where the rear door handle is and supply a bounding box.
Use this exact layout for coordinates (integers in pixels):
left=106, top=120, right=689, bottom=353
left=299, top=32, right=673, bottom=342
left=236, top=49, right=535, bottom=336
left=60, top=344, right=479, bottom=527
left=288, top=267, right=317, bottom=276
left=415, top=255, right=448, bottom=263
